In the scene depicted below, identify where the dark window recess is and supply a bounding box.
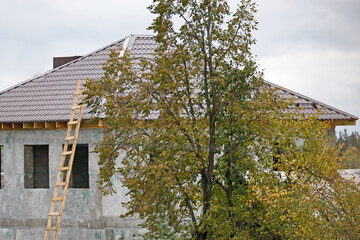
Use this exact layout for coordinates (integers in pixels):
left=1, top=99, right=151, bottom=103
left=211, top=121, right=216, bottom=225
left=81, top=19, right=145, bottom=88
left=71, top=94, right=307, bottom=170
left=1, top=145, right=3, bottom=189
left=24, top=145, right=49, bottom=188
left=63, top=144, right=89, bottom=188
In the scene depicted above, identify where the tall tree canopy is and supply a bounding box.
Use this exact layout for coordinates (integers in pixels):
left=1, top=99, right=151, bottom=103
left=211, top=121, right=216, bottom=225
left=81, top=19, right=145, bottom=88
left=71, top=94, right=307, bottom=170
left=85, top=0, right=360, bottom=239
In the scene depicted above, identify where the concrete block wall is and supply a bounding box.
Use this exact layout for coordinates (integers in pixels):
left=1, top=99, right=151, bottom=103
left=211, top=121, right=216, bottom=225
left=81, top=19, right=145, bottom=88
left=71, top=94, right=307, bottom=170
left=0, top=129, right=143, bottom=240
left=1, top=145, right=4, bottom=189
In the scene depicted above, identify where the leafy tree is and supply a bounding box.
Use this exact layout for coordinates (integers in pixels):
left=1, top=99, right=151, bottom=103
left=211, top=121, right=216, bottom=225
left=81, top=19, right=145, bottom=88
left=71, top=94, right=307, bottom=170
left=336, top=130, right=360, bottom=169
left=336, top=130, right=360, bottom=152
left=341, top=145, right=360, bottom=169
left=85, top=0, right=360, bottom=239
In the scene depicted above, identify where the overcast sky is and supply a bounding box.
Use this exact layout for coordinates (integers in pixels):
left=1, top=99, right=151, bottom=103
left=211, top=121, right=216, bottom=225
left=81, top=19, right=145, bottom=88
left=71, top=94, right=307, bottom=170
left=0, top=0, right=359, bottom=133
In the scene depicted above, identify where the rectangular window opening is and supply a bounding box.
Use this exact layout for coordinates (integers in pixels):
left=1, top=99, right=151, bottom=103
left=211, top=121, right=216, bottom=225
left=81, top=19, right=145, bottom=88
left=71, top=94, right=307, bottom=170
left=24, top=145, right=49, bottom=188
left=63, top=144, right=89, bottom=188
left=1, top=145, right=4, bottom=189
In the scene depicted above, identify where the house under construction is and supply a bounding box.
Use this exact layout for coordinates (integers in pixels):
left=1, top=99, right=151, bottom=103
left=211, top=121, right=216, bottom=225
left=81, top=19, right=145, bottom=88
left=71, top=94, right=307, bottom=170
left=0, top=34, right=357, bottom=240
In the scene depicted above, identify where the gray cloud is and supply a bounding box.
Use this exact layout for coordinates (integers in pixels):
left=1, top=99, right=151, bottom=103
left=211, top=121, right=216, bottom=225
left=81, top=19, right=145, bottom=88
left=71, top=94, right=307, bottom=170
left=255, top=0, right=360, bottom=54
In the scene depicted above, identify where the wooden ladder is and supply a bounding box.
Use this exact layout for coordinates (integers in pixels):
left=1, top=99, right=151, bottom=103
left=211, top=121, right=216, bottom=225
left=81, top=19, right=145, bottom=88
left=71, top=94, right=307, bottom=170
left=44, top=80, right=86, bottom=240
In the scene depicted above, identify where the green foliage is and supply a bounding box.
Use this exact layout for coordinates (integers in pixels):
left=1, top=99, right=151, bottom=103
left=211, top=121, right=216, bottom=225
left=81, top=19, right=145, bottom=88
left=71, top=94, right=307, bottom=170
left=336, top=129, right=360, bottom=152
left=341, top=145, right=360, bottom=169
left=336, top=130, right=360, bottom=169
left=142, top=205, right=191, bottom=240
left=85, top=0, right=360, bottom=239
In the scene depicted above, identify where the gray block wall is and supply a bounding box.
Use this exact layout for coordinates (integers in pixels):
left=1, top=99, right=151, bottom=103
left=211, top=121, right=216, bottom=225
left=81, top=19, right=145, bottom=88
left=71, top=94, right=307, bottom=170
left=1, top=145, right=4, bottom=189
left=0, top=129, right=144, bottom=240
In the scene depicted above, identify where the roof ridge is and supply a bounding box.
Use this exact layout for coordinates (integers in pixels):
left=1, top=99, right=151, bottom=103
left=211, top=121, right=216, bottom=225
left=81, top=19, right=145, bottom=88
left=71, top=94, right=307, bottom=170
left=263, top=79, right=358, bottom=120
left=129, top=33, right=154, bottom=37
left=0, top=35, right=131, bottom=95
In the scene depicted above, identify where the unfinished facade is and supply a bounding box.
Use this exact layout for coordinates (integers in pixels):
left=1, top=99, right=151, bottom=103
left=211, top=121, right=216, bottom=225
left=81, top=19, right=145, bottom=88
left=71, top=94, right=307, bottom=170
left=0, top=35, right=357, bottom=240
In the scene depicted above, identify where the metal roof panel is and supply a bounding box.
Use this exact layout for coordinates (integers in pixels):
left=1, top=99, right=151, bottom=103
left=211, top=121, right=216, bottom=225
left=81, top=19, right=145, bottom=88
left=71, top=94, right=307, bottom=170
left=0, top=35, right=357, bottom=125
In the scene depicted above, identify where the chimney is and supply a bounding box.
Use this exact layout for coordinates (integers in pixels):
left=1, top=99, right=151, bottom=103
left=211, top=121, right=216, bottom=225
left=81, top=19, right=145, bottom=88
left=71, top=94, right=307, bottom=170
left=53, top=56, right=82, bottom=69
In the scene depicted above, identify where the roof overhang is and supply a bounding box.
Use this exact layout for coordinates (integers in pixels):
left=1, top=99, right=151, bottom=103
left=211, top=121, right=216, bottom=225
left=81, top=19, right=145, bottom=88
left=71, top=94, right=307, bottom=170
left=332, top=119, right=357, bottom=126
left=0, top=120, right=105, bottom=131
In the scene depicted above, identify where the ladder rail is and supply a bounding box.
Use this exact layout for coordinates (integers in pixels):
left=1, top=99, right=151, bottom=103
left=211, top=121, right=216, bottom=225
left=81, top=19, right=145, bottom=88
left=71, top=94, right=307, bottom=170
left=44, top=80, right=86, bottom=240
left=54, top=84, right=86, bottom=240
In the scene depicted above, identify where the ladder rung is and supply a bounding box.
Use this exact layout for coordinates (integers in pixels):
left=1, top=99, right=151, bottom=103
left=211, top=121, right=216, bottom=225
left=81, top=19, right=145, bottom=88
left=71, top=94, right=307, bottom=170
left=52, top=197, right=63, bottom=201
left=71, top=105, right=81, bottom=110
left=68, top=121, right=78, bottom=125
left=47, top=227, right=57, bottom=231
left=49, top=212, right=60, bottom=216
left=62, top=151, right=72, bottom=156
left=74, top=91, right=83, bottom=95
left=59, top=166, right=69, bottom=171
left=56, top=182, right=66, bottom=186
left=65, top=136, right=75, bottom=141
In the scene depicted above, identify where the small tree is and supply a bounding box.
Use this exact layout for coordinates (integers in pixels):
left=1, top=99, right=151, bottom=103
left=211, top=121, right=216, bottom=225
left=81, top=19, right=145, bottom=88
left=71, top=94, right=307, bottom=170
left=85, top=0, right=360, bottom=239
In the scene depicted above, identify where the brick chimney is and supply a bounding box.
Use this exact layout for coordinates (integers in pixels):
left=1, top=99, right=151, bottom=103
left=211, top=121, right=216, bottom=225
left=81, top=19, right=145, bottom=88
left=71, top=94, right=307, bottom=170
left=53, top=56, right=82, bottom=69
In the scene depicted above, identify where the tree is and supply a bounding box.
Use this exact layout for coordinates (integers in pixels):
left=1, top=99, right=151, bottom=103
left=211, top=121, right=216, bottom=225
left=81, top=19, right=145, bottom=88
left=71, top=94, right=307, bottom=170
left=85, top=0, right=360, bottom=239
left=341, top=145, right=360, bottom=169
left=336, top=129, right=360, bottom=153
left=336, top=130, right=360, bottom=169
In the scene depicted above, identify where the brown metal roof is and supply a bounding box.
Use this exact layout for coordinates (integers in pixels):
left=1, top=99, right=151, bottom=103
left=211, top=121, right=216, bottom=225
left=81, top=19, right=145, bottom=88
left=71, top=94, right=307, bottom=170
left=0, top=35, right=357, bottom=126
left=265, top=80, right=358, bottom=125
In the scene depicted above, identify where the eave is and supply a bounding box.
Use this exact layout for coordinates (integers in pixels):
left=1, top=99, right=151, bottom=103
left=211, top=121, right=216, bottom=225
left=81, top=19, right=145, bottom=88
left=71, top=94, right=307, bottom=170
left=0, top=120, right=105, bottom=131
left=332, top=119, right=357, bottom=126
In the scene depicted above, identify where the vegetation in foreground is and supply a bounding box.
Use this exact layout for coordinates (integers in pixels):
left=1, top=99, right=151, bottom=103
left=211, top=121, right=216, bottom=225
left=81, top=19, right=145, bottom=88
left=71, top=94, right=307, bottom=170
left=85, top=0, right=360, bottom=239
